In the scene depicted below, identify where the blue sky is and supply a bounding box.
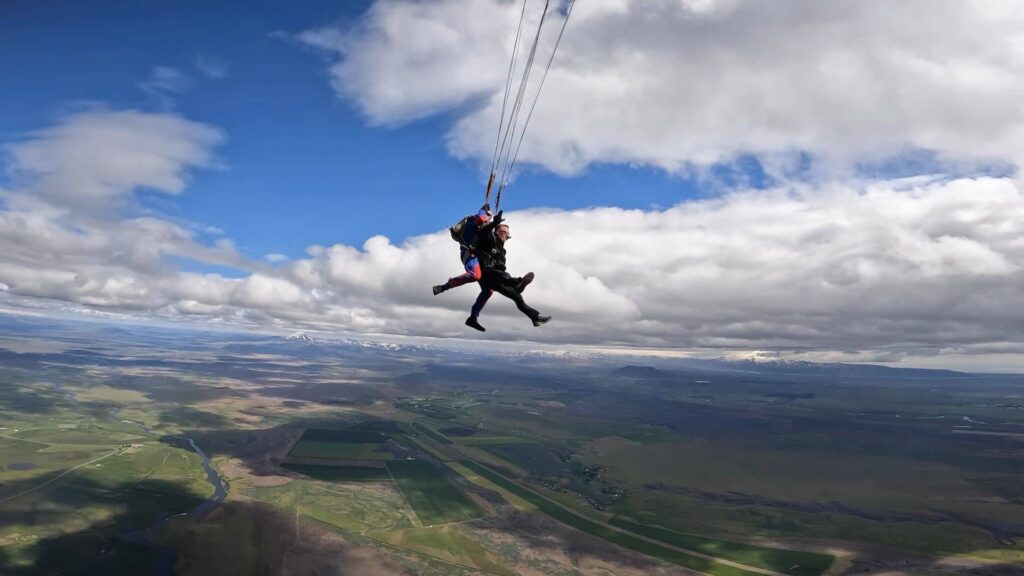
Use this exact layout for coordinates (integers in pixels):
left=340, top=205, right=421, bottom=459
left=0, top=0, right=707, bottom=263
left=2, top=0, right=1024, bottom=368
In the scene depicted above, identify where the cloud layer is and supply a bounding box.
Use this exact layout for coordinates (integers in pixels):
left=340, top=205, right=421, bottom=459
left=301, top=0, right=1024, bottom=175
left=0, top=109, right=245, bottom=309
left=4, top=2, right=1024, bottom=365
left=3, top=109, right=1024, bottom=362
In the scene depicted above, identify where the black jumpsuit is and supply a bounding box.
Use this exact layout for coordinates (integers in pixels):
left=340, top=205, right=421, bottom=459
left=470, top=223, right=540, bottom=322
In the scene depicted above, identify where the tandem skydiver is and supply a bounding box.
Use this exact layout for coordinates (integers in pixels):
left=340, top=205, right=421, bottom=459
left=461, top=211, right=550, bottom=332
left=433, top=206, right=550, bottom=332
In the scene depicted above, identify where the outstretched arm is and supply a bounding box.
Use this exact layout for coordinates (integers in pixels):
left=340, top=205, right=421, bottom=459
left=478, top=210, right=503, bottom=234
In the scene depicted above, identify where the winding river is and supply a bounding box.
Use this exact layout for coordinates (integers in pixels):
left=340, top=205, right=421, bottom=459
left=119, top=435, right=227, bottom=575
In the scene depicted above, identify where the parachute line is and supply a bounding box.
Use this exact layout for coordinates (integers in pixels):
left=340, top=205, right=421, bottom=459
left=497, top=1, right=549, bottom=183
left=495, top=0, right=550, bottom=209
left=489, top=0, right=530, bottom=196
left=484, top=0, right=575, bottom=211
left=502, top=0, right=576, bottom=194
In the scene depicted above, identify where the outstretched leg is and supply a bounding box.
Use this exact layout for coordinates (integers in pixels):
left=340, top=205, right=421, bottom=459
left=484, top=270, right=548, bottom=325
left=446, top=256, right=482, bottom=288
left=434, top=253, right=481, bottom=295
left=493, top=281, right=540, bottom=320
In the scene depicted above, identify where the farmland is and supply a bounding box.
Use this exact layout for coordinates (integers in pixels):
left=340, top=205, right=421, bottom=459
left=386, top=460, right=483, bottom=526
left=286, top=428, right=396, bottom=460
left=1, top=315, right=1022, bottom=575
left=460, top=460, right=773, bottom=576
left=608, top=518, right=836, bottom=576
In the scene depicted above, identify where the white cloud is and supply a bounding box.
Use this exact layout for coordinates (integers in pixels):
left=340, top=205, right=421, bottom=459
left=0, top=109, right=248, bottom=312
left=4, top=109, right=223, bottom=211
left=4, top=110, right=1024, bottom=361
left=298, top=0, right=513, bottom=126
left=195, top=174, right=1024, bottom=359
left=300, top=0, right=1024, bottom=176
left=7, top=1, right=1024, bottom=368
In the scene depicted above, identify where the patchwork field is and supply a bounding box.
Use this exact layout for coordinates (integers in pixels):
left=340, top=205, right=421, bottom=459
left=247, top=476, right=416, bottom=534
left=281, top=463, right=389, bottom=481
left=453, top=435, right=534, bottom=445
left=608, top=518, right=835, bottom=576
left=411, top=422, right=454, bottom=445
left=386, top=460, right=484, bottom=526
left=3, top=317, right=1022, bottom=575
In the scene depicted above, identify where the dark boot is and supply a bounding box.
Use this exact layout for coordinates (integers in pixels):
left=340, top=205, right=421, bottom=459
left=432, top=284, right=447, bottom=296
left=465, top=316, right=486, bottom=332
left=532, top=315, right=551, bottom=327
left=515, top=272, right=535, bottom=293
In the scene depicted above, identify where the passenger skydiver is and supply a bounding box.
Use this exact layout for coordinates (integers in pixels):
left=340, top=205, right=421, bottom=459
left=432, top=204, right=492, bottom=296
left=462, top=211, right=550, bottom=332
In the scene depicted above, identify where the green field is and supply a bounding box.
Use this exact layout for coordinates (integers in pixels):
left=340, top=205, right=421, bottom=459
left=282, top=462, right=390, bottom=482
left=609, top=518, right=834, bottom=576
left=386, top=460, right=483, bottom=526
left=286, top=427, right=396, bottom=460
left=247, top=476, right=416, bottom=534
left=461, top=460, right=789, bottom=576
left=454, top=435, right=533, bottom=445
left=585, top=433, right=1022, bottom=557
left=0, top=429, right=211, bottom=574
left=9, top=428, right=146, bottom=446
left=410, top=422, right=453, bottom=445
left=287, top=440, right=392, bottom=460
left=297, top=428, right=386, bottom=443
left=4, top=318, right=1023, bottom=573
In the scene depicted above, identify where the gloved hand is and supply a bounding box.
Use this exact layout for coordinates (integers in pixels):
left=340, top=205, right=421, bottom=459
left=493, top=210, right=504, bottom=224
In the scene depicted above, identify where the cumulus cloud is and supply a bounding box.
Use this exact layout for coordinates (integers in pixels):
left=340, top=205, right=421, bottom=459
left=299, top=0, right=1024, bottom=176
left=6, top=1, right=1024, bottom=366
left=4, top=108, right=1024, bottom=363
left=0, top=109, right=248, bottom=311
left=259, top=175, right=1024, bottom=360
left=5, top=109, right=222, bottom=211
left=297, top=0, right=512, bottom=126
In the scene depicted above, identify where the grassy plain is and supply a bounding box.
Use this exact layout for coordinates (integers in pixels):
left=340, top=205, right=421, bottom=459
left=446, top=460, right=536, bottom=511
left=386, top=460, right=483, bottom=526
left=439, top=373, right=1024, bottom=568
left=460, top=460, right=782, bottom=576
left=584, top=435, right=1022, bottom=559
left=282, top=463, right=389, bottom=482
left=4, top=316, right=1024, bottom=575
left=375, top=525, right=514, bottom=576
left=0, top=425, right=210, bottom=574
left=247, top=477, right=416, bottom=534
left=411, top=422, right=454, bottom=445
left=609, top=518, right=834, bottom=576
left=453, top=436, right=533, bottom=445
left=288, top=440, right=392, bottom=460
left=285, top=426, right=397, bottom=460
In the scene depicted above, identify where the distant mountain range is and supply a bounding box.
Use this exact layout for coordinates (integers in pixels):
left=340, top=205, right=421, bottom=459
left=0, top=312, right=1007, bottom=379
left=612, top=358, right=966, bottom=381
